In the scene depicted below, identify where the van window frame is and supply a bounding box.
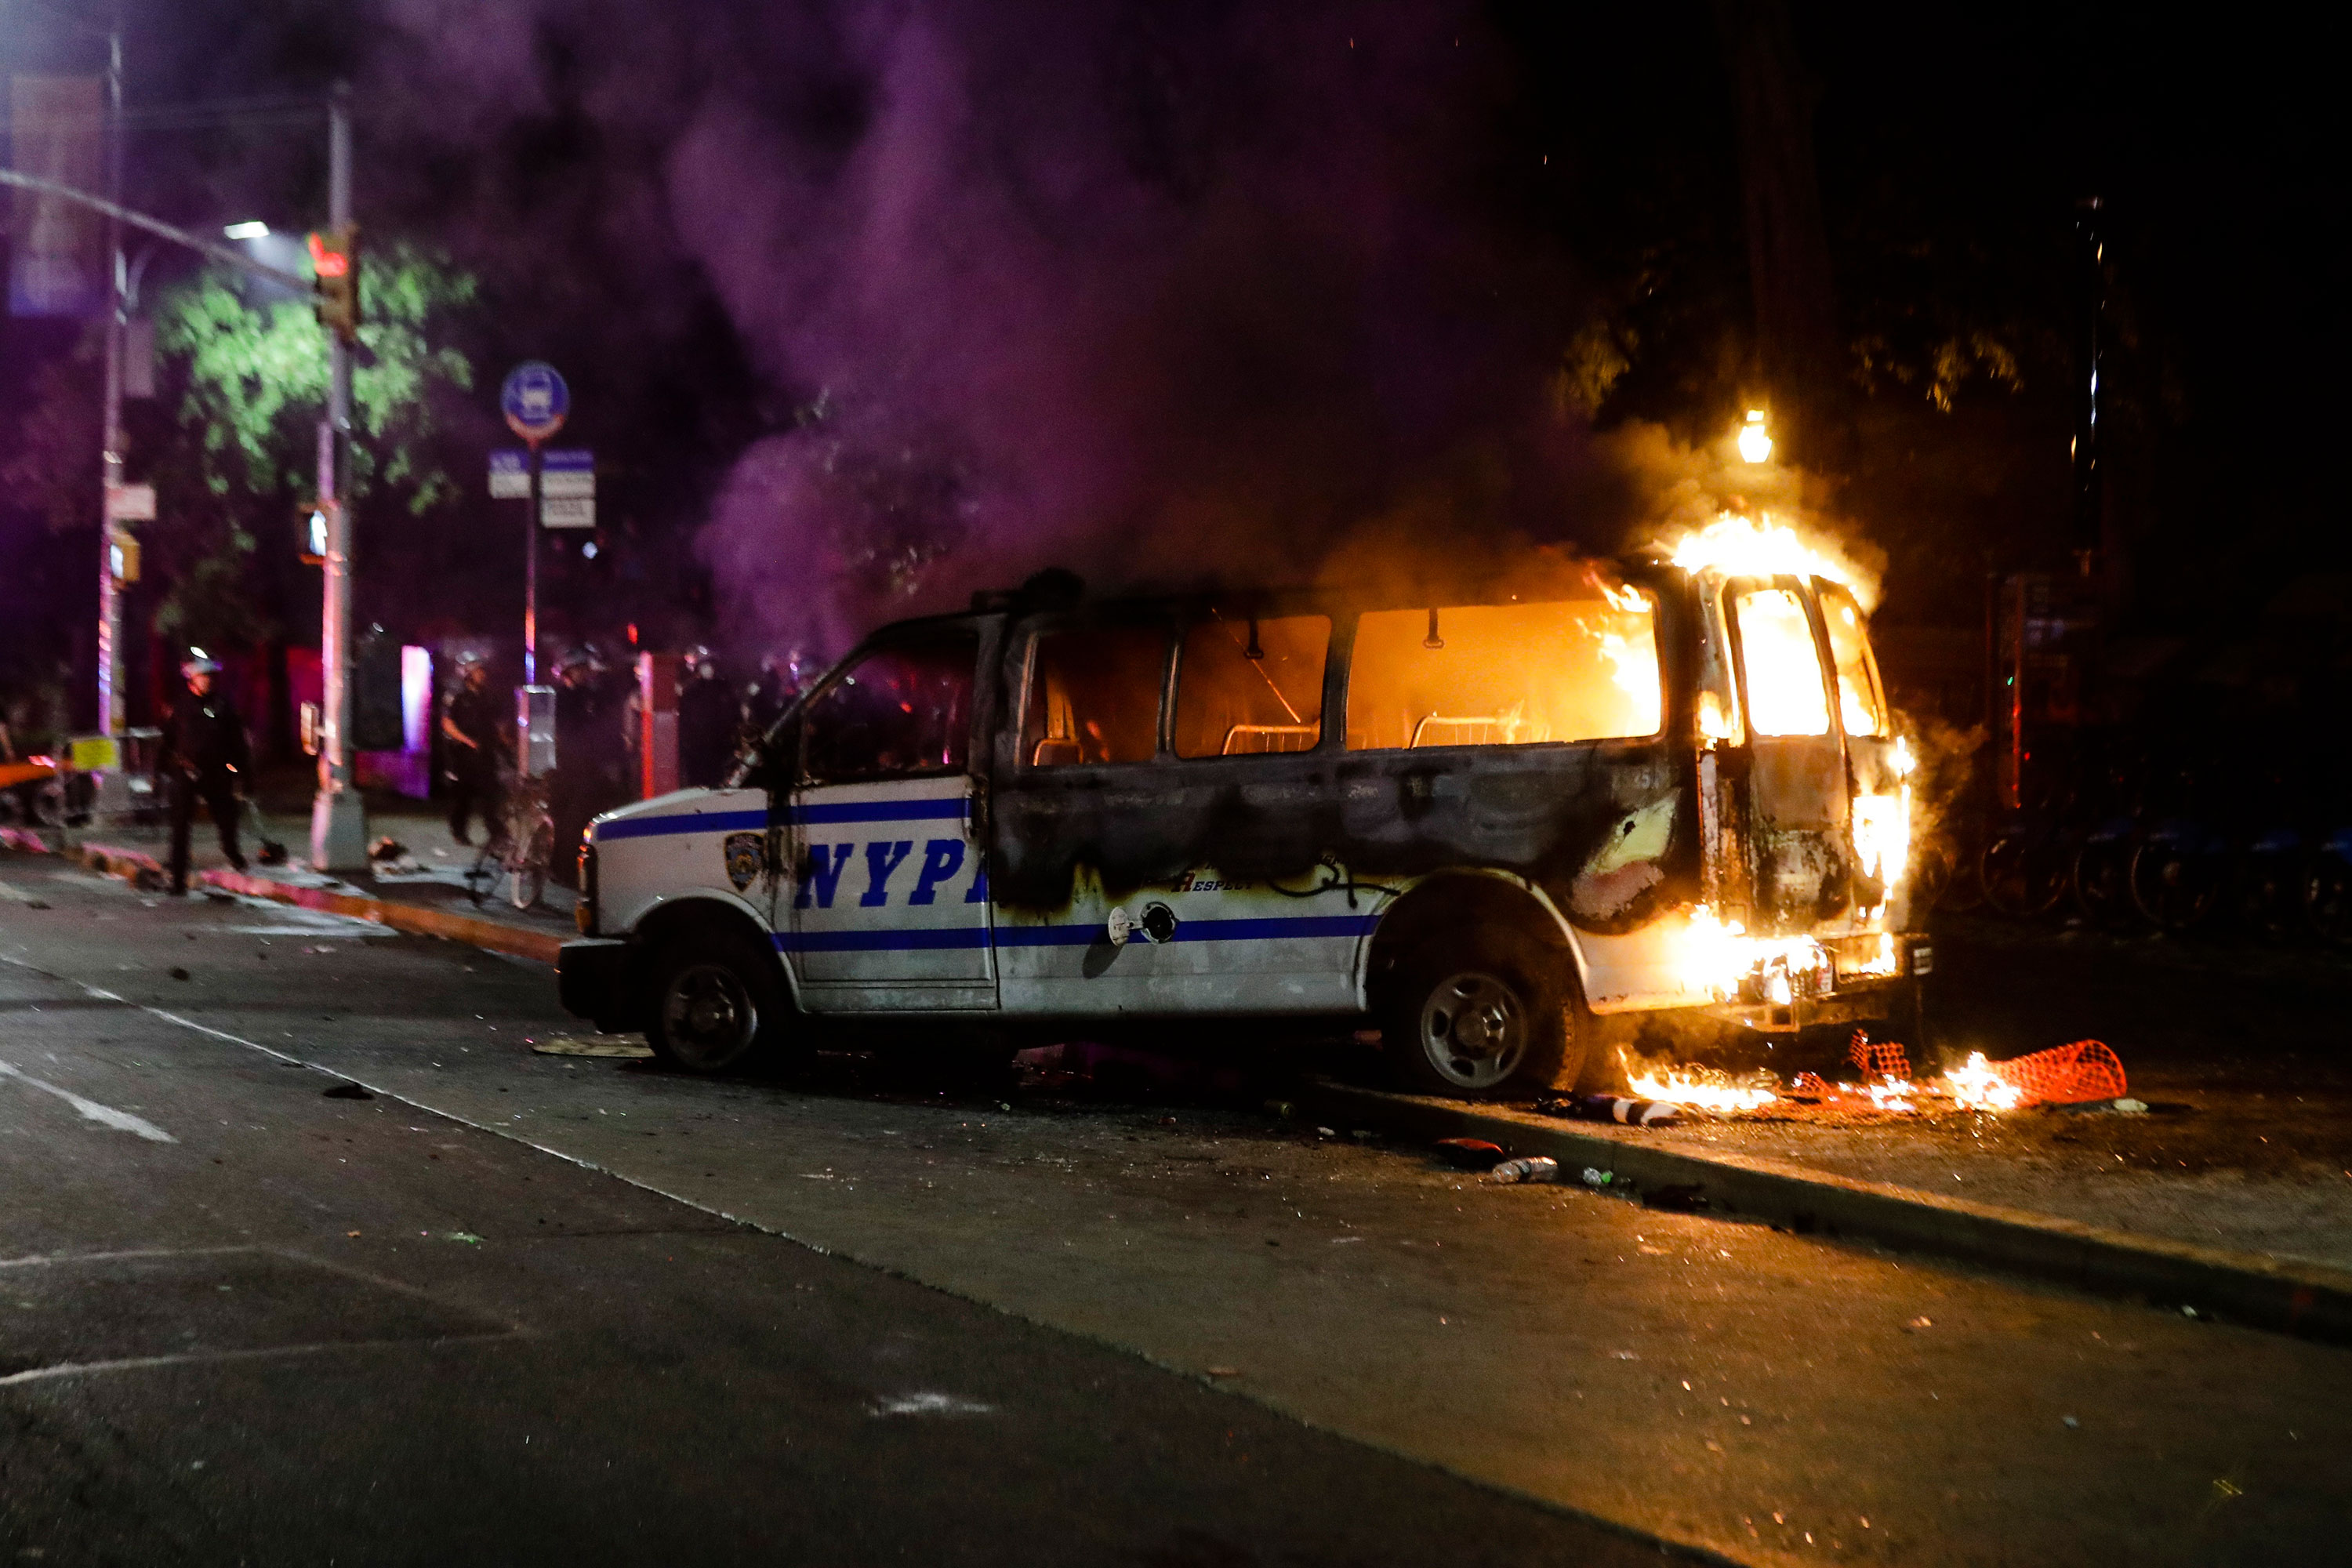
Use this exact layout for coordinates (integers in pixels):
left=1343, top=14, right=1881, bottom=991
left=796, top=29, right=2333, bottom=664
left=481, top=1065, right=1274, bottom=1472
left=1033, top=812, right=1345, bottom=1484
left=1722, top=575, right=1843, bottom=743
left=1168, top=607, right=1338, bottom=763
left=1011, top=613, right=1181, bottom=771
left=1337, top=589, right=1669, bottom=754
left=794, top=619, right=989, bottom=787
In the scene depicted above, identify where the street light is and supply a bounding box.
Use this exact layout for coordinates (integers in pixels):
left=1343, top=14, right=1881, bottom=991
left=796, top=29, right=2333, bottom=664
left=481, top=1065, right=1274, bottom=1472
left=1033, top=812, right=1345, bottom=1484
left=1737, top=409, right=1773, bottom=465
left=223, top=219, right=269, bottom=240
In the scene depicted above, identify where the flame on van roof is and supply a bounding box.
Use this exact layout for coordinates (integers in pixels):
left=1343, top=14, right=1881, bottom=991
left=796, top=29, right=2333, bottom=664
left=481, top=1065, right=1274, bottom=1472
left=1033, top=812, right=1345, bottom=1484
left=1661, top=512, right=1878, bottom=612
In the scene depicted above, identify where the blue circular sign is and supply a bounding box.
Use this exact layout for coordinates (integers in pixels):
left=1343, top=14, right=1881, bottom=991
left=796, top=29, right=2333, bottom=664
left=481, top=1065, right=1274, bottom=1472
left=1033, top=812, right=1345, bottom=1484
left=501, top=361, right=570, bottom=442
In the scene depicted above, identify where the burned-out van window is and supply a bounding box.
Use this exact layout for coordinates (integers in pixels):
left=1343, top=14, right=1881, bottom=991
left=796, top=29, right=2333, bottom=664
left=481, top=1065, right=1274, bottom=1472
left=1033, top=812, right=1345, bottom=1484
left=1730, top=586, right=1831, bottom=737
left=1345, top=593, right=1661, bottom=750
left=1174, top=612, right=1330, bottom=757
left=1817, top=583, right=1888, bottom=737
left=1021, top=626, right=1171, bottom=767
left=802, top=631, right=978, bottom=782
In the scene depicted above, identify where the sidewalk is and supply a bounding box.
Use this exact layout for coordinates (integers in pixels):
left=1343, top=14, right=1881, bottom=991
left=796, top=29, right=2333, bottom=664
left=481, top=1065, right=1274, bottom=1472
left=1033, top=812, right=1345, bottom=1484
left=29, top=795, right=572, bottom=964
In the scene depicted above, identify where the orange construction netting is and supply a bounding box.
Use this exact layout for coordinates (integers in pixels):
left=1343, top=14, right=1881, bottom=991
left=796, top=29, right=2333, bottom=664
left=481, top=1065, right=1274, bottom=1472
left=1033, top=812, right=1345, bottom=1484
left=1985, top=1040, right=2127, bottom=1106
left=1849, top=1032, right=1912, bottom=1083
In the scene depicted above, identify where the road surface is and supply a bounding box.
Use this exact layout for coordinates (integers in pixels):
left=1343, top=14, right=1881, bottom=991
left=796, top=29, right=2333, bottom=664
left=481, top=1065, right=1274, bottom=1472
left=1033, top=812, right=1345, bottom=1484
left=1, top=857, right=2343, bottom=1564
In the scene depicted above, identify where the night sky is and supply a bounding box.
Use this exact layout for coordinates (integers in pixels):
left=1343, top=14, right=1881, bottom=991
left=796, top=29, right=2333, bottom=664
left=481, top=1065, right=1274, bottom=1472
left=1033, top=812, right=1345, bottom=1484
left=1, top=0, right=2338, bottom=728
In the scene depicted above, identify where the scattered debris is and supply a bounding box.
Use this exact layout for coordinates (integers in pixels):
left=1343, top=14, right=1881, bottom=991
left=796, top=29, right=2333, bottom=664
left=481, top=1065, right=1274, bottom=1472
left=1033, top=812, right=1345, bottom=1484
left=363, top=837, right=423, bottom=873
left=1490, top=1156, right=1561, bottom=1184
left=321, top=1083, right=372, bottom=1101
left=168, top=966, right=190, bottom=981
left=1580, top=1167, right=1616, bottom=1189
left=1203, top=1366, right=1241, bottom=1378
left=444, top=1232, right=483, bottom=1245
left=530, top=1033, right=655, bottom=1059
left=2113, top=1098, right=2150, bottom=1115
left=1434, top=1137, right=1507, bottom=1169
left=870, top=1392, right=993, bottom=1417
left=1567, top=1094, right=1681, bottom=1127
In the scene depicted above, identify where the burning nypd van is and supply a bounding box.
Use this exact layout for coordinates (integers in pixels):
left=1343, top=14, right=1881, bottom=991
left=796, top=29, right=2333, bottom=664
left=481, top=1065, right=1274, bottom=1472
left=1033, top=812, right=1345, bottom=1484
left=557, top=524, right=1926, bottom=1098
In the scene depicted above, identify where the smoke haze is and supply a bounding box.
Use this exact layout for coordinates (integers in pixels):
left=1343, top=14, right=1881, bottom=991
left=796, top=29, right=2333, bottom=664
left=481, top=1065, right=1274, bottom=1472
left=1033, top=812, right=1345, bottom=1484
left=371, top=0, right=1636, bottom=655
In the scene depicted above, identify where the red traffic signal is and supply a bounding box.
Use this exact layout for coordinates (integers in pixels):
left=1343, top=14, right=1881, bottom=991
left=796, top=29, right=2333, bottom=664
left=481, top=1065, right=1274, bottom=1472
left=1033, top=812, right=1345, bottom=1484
left=308, top=224, right=361, bottom=343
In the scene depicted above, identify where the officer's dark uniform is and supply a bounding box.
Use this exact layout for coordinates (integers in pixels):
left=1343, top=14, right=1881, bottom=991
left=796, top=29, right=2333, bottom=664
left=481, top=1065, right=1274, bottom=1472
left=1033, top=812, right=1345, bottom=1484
left=155, top=679, right=250, bottom=895
left=444, top=677, right=506, bottom=844
left=551, top=667, right=622, bottom=890
left=678, top=668, right=739, bottom=789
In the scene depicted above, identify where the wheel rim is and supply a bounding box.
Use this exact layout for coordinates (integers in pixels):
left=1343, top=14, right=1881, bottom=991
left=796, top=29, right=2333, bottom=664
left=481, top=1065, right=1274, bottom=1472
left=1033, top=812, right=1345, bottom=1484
left=1417, top=971, right=1527, bottom=1091
left=662, top=962, right=757, bottom=1069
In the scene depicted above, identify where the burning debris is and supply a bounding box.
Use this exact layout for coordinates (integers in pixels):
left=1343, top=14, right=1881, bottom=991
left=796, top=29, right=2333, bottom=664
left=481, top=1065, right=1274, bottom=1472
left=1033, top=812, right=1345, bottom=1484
left=1607, top=1035, right=2131, bottom=1125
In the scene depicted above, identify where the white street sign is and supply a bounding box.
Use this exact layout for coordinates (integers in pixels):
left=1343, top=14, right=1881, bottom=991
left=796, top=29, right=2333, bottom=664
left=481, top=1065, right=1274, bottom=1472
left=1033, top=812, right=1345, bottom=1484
left=103, top=483, right=155, bottom=522
left=542, top=448, right=594, bottom=498
left=539, top=495, right=595, bottom=529
left=488, top=450, right=528, bottom=499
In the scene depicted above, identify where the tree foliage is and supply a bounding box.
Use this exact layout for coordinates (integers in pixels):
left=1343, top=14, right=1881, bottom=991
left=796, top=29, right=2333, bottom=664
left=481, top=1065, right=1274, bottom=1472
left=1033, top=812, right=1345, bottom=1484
left=156, top=242, right=478, bottom=513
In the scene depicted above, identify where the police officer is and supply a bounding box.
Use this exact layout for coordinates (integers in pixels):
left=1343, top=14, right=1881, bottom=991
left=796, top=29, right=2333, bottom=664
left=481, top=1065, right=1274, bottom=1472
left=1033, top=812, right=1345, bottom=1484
left=744, top=648, right=808, bottom=735
left=677, top=646, right=739, bottom=789
left=155, top=651, right=249, bottom=895
left=440, top=651, right=506, bottom=846
left=550, top=648, right=618, bottom=889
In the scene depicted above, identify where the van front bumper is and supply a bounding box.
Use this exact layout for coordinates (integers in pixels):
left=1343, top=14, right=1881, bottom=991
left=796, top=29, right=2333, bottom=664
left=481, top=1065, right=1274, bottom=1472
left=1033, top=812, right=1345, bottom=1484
left=557, top=938, right=644, bottom=1032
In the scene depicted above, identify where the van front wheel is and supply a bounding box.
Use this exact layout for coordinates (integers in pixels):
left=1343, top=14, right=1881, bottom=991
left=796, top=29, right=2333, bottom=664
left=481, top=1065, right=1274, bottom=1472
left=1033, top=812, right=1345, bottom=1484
left=648, top=931, right=789, bottom=1074
left=1385, top=936, right=1580, bottom=1099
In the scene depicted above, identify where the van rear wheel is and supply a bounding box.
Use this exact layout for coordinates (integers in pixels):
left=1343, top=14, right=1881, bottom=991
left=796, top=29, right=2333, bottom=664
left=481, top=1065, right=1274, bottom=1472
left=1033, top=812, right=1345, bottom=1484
left=648, top=931, right=789, bottom=1074
left=1385, top=935, right=1581, bottom=1099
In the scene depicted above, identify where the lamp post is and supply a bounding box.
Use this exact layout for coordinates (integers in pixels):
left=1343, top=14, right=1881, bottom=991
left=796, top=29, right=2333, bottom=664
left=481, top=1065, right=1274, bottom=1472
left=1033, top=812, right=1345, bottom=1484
left=308, top=82, right=366, bottom=872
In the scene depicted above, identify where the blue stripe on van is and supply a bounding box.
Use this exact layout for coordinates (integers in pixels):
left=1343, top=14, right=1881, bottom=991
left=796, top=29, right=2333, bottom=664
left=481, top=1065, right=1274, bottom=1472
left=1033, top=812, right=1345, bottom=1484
left=600, top=797, right=966, bottom=840
left=777, top=927, right=993, bottom=953
left=771, top=912, right=1380, bottom=956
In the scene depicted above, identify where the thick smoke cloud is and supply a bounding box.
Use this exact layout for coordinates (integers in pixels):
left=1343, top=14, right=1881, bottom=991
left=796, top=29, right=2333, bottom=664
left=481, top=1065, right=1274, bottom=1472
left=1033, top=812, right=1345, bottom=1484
left=376, top=1, right=1610, bottom=658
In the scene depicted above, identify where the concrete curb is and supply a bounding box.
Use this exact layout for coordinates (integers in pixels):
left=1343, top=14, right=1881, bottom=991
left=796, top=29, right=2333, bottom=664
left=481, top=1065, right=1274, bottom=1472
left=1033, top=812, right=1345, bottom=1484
left=1298, top=1080, right=2352, bottom=1348
left=197, top=866, right=567, bottom=964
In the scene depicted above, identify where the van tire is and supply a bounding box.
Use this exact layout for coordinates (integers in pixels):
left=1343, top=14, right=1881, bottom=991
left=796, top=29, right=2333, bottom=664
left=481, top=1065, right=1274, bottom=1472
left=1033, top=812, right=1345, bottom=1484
left=646, top=930, right=791, bottom=1075
left=1384, top=933, right=1584, bottom=1099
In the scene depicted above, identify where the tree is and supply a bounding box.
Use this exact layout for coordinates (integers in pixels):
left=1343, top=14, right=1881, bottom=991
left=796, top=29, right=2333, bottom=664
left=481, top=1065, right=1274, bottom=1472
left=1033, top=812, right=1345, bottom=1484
left=141, top=243, right=479, bottom=657
left=155, top=241, right=477, bottom=513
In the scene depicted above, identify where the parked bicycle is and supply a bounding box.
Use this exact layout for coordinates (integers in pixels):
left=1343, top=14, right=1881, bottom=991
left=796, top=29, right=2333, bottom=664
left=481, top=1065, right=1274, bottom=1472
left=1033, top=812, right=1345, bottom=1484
left=466, top=769, right=556, bottom=911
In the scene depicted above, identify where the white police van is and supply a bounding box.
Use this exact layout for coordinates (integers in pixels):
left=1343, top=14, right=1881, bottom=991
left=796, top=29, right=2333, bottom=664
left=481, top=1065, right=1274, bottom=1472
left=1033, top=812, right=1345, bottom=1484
left=558, top=554, right=1927, bottom=1098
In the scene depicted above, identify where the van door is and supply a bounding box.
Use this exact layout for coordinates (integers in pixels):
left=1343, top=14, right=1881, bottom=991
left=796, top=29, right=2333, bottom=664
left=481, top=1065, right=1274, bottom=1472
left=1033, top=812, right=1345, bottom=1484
left=1724, top=577, right=1851, bottom=926
left=788, top=625, right=996, bottom=1012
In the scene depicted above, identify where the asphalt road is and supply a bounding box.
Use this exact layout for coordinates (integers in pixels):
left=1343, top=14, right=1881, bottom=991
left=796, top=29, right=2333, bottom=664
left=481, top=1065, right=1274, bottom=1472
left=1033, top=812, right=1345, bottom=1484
left=2, top=856, right=2346, bottom=1566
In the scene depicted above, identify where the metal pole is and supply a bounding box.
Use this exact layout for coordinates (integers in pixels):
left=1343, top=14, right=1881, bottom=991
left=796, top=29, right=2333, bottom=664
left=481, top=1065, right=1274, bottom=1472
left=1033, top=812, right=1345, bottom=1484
left=308, top=81, right=367, bottom=870
left=2071, top=196, right=2104, bottom=575
left=525, top=440, right=541, bottom=684
left=97, top=21, right=124, bottom=739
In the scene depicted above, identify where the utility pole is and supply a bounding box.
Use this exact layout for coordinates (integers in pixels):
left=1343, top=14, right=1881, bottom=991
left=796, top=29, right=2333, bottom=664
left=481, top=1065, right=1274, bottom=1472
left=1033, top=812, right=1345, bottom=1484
left=309, top=80, right=366, bottom=871
left=96, top=19, right=125, bottom=739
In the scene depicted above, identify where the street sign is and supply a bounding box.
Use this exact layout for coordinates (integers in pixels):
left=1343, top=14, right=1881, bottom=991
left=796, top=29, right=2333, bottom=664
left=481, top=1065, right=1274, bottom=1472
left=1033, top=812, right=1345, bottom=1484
left=488, top=449, right=529, bottom=499
left=540, top=449, right=593, bottom=497
left=500, top=361, right=568, bottom=442
left=539, top=495, right=595, bottom=529
left=103, top=483, right=155, bottom=522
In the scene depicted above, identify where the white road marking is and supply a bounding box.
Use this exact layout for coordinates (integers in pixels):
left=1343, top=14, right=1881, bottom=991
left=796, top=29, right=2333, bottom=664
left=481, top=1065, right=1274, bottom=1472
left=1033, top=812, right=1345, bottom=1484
left=0, top=1330, right=519, bottom=1388
left=0, top=877, right=41, bottom=903
left=0, top=1060, right=174, bottom=1142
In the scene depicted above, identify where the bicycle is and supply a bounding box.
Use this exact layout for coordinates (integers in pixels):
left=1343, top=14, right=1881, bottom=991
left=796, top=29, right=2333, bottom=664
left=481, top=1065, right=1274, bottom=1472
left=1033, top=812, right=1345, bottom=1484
left=466, top=769, right=556, bottom=911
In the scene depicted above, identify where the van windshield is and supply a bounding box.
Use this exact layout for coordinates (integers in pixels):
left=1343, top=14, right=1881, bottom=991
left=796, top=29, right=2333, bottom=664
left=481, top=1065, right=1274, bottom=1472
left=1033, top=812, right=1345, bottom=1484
left=1345, top=593, right=1662, bottom=750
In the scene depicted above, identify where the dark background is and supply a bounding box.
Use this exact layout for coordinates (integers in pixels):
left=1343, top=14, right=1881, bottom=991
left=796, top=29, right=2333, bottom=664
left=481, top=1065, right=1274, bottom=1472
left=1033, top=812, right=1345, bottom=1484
left=0, top=0, right=2339, bottom=740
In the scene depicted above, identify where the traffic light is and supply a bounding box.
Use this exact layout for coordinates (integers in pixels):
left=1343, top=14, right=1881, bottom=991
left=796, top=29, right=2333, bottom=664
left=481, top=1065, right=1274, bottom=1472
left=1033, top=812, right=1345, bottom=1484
left=307, top=224, right=361, bottom=343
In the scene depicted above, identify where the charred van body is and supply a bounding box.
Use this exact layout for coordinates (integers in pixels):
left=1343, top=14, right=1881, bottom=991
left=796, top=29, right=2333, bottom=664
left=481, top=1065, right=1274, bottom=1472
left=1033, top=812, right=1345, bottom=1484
left=559, top=554, right=1927, bottom=1098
